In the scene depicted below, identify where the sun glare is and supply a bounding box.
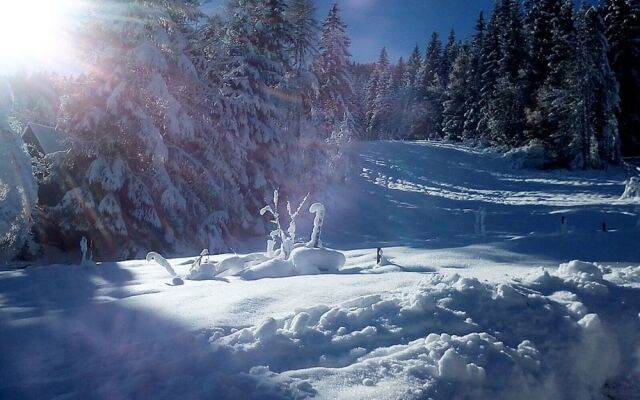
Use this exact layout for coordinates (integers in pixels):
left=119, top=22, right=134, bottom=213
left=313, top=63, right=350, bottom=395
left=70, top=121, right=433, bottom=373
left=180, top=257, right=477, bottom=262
left=0, top=0, right=78, bottom=73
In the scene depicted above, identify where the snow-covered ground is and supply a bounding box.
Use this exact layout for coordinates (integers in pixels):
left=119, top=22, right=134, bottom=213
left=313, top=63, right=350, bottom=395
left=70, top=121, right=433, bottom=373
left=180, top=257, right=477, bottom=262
left=1, top=141, right=639, bottom=399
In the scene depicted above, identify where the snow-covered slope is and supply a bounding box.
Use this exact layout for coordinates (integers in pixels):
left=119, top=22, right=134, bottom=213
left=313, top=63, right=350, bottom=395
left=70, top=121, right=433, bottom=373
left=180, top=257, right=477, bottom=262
left=323, top=141, right=639, bottom=263
left=1, top=141, right=639, bottom=400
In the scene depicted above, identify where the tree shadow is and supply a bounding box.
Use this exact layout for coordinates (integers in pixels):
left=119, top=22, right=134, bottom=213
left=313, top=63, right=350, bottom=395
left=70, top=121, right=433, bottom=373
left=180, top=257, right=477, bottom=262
left=0, top=263, right=297, bottom=400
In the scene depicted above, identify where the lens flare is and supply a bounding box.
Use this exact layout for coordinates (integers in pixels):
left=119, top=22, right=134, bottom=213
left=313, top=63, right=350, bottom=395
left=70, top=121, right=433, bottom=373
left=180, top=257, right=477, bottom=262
left=0, top=0, right=81, bottom=73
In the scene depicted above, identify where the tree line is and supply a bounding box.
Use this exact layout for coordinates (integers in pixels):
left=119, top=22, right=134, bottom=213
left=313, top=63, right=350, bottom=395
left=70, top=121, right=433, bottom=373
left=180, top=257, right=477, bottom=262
left=356, top=0, right=639, bottom=169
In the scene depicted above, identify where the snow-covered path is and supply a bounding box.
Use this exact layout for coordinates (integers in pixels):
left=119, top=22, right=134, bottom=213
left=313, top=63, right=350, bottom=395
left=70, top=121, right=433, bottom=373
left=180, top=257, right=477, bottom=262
left=1, top=141, right=639, bottom=400
left=324, top=141, right=639, bottom=264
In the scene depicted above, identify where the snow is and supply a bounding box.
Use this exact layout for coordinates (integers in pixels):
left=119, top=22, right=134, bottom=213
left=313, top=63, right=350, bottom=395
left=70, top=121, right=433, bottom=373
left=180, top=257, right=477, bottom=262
left=290, top=247, right=346, bottom=274
left=1, top=141, right=639, bottom=399
left=621, top=176, right=640, bottom=199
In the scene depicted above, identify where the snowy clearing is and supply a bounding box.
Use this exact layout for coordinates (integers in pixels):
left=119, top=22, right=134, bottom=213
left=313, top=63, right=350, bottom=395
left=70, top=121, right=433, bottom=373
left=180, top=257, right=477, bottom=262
left=1, top=141, right=639, bottom=400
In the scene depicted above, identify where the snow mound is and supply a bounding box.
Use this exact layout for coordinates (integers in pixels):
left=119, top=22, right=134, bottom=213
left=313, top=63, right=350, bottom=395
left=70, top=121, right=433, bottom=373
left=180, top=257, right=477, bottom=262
left=207, top=268, right=639, bottom=399
left=620, top=176, right=640, bottom=199
left=503, top=140, right=551, bottom=169
left=530, top=261, right=609, bottom=295
left=290, top=247, right=346, bottom=275
left=186, top=262, right=217, bottom=280
left=557, top=260, right=604, bottom=281
left=238, top=258, right=296, bottom=280
left=605, top=265, right=640, bottom=285
left=553, top=260, right=608, bottom=295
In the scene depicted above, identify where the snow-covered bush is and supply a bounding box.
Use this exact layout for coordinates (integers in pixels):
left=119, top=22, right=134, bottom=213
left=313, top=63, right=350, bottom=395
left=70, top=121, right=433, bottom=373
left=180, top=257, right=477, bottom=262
left=503, top=140, right=551, bottom=169
left=260, top=190, right=309, bottom=259
left=0, top=80, right=38, bottom=263
left=620, top=176, right=640, bottom=199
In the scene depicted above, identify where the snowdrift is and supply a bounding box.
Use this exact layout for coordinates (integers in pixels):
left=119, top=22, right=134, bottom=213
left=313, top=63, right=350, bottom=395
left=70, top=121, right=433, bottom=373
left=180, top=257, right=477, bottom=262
left=207, top=261, right=640, bottom=400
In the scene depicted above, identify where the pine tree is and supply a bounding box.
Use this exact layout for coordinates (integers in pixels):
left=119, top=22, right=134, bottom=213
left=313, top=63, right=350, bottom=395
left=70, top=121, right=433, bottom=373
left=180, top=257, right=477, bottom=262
left=418, top=32, right=443, bottom=98
left=549, top=6, right=621, bottom=168
left=463, top=12, right=486, bottom=140
left=52, top=0, right=220, bottom=258
left=287, top=0, right=319, bottom=75
left=443, top=45, right=471, bottom=141
left=525, top=0, right=576, bottom=145
left=224, top=0, right=298, bottom=176
left=482, top=0, right=527, bottom=146
left=314, top=4, right=356, bottom=138
left=404, top=45, right=422, bottom=89
left=284, top=0, right=324, bottom=184
left=415, top=32, right=444, bottom=139
left=393, top=57, right=406, bottom=89
left=477, top=9, right=501, bottom=140
left=442, top=46, right=472, bottom=140
left=365, top=47, right=390, bottom=138
left=441, top=30, right=459, bottom=87
left=548, top=0, right=576, bottom=85
left=582, top=6, right=621, bottom=166
left=368, top=68, right=394, bottom=139
left=401, top=45, right=423, bottom=137
left=605, top=0, right=640, bottom=155
left=524, top=0, right=563, bottom=100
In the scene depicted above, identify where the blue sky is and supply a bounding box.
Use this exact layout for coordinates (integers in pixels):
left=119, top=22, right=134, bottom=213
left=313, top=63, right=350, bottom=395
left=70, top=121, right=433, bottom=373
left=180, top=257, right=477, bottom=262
left=0, top=0, right=600, bottom=75
left=204, top=0, right=600, bottom=63
left=204, top=0, right=497, bottom=63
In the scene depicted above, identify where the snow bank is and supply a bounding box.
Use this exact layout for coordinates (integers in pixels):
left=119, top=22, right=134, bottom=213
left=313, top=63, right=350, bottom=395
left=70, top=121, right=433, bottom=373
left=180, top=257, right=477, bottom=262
left=207, top=261, right=639, bottom=399
left=621, top=176, right=640, bottom=199
left=605, top=265, right=640, bottom=285
left=503, top=140, right=551, bottom=169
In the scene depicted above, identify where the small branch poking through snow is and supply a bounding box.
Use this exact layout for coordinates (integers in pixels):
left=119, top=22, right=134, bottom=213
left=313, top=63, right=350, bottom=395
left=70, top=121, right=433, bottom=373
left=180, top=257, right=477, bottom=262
left=261, top=190, right=310, bottom=259
left=286, top=192, right=310, bottom=243
left=474, top=207, right=486, bottom=236
left=561, top=216, right=568, bottom=235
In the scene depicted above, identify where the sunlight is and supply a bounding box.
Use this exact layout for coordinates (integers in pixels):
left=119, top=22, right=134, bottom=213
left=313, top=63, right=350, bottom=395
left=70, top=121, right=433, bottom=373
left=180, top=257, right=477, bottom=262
left=0, top=0, right=77, bottom=72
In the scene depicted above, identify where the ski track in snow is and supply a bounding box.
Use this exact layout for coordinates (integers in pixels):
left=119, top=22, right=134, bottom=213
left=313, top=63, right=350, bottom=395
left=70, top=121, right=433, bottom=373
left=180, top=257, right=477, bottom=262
left=1, top=141, right=639, bottom=400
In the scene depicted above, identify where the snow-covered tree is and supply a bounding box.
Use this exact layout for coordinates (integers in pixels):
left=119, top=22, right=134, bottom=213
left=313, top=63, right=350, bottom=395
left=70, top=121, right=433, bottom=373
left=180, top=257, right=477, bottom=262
left=287, top=0, right=319, bottom=75
left=368, top=69, right=394, bottom=139
left=604, top=0, right=640, bottom=156
left=419, top=32, right=443, bottom=99
left=462, top=12, right=486, bottom=140
left=524, top=0, right=576, bottom=145
left=524, top=0, right=563, bottom=101
left=414, top=32, right=445, bottom=139
left=476, top=8, right=502, bottom=141
left=393, top=57, right=406, bottom=89
left=481, top=0, right=527, bottom=146
left=314, top=3, right=356, bottom=139
left=443, top=45, right=471, bottom=141
left=0, top=80, right=38, bottom=262
left=569, top=6, right=621, bottom=168
left=365, top=47, right=392, bottom=139
left=541, top=5, right=621, bottom=168
left=404, top=45, right=422, bottom=89
left=441, top=30, right=459, bottom=87
left=53, top=0, right=221, bottom=259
